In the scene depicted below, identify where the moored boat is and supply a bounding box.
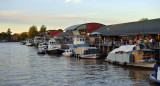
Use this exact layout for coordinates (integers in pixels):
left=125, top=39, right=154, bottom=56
left=47, top=39, right=64, bottom=54
left=62, top=49, right=73, bottom=57
left=74, top=47, right=101, bottom=59
left=26, top=39, right=34, bottom=46
left=37, top=43, right=48, bottom=54
left=150, top=73, right=160, bottom=83
left=105, top=44, right=156, bottom=68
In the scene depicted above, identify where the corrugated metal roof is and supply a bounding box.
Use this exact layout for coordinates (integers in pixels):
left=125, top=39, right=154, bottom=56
left=65, top=24, right=84, bottom=30
left=93, top=18, right=160, bottom=36
left=52, top=32, right=69, bottom=38
left=65, top=23, right=105, bottom=31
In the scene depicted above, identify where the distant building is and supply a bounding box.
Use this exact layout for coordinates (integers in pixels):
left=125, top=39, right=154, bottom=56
left=11, top=33, right=19, bottom=41
left=46, top=30, right=63, bottom=38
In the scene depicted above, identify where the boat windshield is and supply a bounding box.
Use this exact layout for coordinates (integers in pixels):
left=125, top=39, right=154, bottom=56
left=84, top=49, right=101, bottom=54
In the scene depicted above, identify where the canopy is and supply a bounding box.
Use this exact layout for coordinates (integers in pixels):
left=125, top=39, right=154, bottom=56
left=110, top=45, right=136, bottom=53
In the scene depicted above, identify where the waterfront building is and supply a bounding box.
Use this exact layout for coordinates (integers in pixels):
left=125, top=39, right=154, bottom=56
left=52, top=18, right=160, bottom=58
left=11, top=33, right=19, bottom=41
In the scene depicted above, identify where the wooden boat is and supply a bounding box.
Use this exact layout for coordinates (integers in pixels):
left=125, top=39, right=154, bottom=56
left=105, top=44, right=156, bottom=68
left=74, top=47, right=101, bottom=59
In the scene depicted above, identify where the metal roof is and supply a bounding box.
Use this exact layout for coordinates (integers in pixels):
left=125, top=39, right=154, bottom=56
left=52, top=32, right=69, bottom=38
left=52, top=30, right=74, bottom=38
left=65, top=24, right=84, bottom=30
left=65, top=23, right=105, bottom=31
left=93, top=18, right=160, bottom=36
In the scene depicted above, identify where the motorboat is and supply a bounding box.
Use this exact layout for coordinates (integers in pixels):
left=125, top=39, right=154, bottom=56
left=37, top=43, right=48, bottom=54
left=150, top=73, right=160, bottom=83
left=26, top=39, right=34, bottom=46
left=62, top=49, right=73, bottom=57
left=47, top=39, right=64, bottom=54
left=74, top=47, right=101, bottom=59
left=150, top=67, right=160, bottom=83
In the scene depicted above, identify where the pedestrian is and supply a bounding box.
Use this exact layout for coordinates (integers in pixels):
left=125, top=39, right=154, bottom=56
left=149, top=38, right=153, bottom=47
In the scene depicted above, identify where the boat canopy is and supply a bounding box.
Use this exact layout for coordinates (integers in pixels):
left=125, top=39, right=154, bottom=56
left=110, top=45, right=136, bottom=53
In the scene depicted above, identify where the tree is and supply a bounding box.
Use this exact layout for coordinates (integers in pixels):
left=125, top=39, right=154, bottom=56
left=39, top=25, right=47, bottom=34
left=28, top=25, right=38, bottom=38
left=139, top=18, right=148, bottom=21
left=6, top=28, right=12, bottom=41
left=58, top=29, right=63, bottom=32
left=0, top=32, right=7, bottom=40
left=19, top=32, right=28, bottom=40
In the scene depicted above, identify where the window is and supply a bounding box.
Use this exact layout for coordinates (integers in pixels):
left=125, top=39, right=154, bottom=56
left=138, top=51, right=142, bottom=55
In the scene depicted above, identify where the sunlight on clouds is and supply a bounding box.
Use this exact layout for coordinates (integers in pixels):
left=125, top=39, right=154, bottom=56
left=0, top=10, right=79, bottom=24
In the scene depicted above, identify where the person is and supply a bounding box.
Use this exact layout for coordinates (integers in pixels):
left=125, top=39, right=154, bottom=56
left=149, top=38, right=153, bottom=47
left=153, top=61, right=160, bottom=78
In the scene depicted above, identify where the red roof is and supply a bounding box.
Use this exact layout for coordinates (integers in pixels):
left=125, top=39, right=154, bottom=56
left=48, top=30, right=63, bottom=37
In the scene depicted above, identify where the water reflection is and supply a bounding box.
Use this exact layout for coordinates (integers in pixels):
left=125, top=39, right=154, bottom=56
left=0, top=42, right=159, bottom=86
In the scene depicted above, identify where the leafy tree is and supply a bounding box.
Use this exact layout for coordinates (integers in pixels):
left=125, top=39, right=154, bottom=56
left=139, top=18, right=148, bottom=21
left=0, top=32, right=7, bottom=41
left=28, top=25, right=38, bottom=38
left=19, top=32, right=28, bottom=40
left=6, top=28, right=12, bottom=41
left=58, top=29, right=63, bottom=32
left=39, top=25, right=47, bottom=34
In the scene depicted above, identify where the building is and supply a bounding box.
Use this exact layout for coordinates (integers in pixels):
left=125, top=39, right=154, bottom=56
left=46, top=30, right=63, bottom=38
left=11, top=33, right=19, bottom=41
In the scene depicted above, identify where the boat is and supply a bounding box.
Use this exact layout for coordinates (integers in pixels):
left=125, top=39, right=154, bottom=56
left=62, top=49, right=73, bottom=57
left=20, top=41, right=26, bottom=45
left=150, top=73, right=160, bottom=83
left=26, top=39, right=34, bottom=46
left=37, top=43, right=48, bottom=54
left=47, top=39, right=64, bottom=54
left=74, top=47, right=101, bottom=59
left=150, top=66, right=160, bottom=83
left=105, top=44, right=156, bottom=68
left=34, top=36, right=47, bottom=47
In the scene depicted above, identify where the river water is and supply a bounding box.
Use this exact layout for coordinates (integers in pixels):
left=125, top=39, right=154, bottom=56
left=0, top=42, right=159, bottom=86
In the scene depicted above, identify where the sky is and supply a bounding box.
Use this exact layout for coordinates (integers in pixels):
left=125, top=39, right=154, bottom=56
left=0, top=0, right=160, bottom=33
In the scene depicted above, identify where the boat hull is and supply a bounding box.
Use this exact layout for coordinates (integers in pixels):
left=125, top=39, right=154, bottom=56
left=105, top=58, right=155, bottom=69
left=26, top=43, right=33, bottom=46
left=47, top=49, right=64, bottom=54
left=80, top=54, right=101, bottom=59
left=62, top=53, right=72, bottom=57
left=150, top=73, right=160, bottom=83
left=37, top=50, right=46, bottom=54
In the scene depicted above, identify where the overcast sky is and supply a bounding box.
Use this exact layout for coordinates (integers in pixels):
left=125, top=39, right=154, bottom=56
left=0, top=0, right=160, bottom=33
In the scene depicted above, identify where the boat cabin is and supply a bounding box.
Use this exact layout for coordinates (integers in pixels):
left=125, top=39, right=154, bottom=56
left=74, top=47, right=101, bottom=55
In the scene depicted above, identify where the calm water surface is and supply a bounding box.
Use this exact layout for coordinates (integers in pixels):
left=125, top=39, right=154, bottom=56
left=0, top=42, right=159, bottom=86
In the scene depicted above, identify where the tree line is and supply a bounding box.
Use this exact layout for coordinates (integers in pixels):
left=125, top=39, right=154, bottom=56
left=0, top=25, right=47, bottom=42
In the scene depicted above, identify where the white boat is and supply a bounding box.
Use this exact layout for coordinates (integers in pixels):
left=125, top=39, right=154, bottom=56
left=150, top=67, right=160, bottom=83
left=74, top=47, right=101, bottom=59
left=37, top=43, right=48, bottom=54
left=105, top=44, right=156, bottom=68
left=47, top=39, right=64, bottom=54
left=62, top=49, right=73, bottom=57
left=26, top=39, right=33, bottom=46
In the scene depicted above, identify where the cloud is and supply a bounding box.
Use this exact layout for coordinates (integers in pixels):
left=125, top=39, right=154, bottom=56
left=0, top=10, right=80, bottom=24
left=65, top=0, right=82, bottom=3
